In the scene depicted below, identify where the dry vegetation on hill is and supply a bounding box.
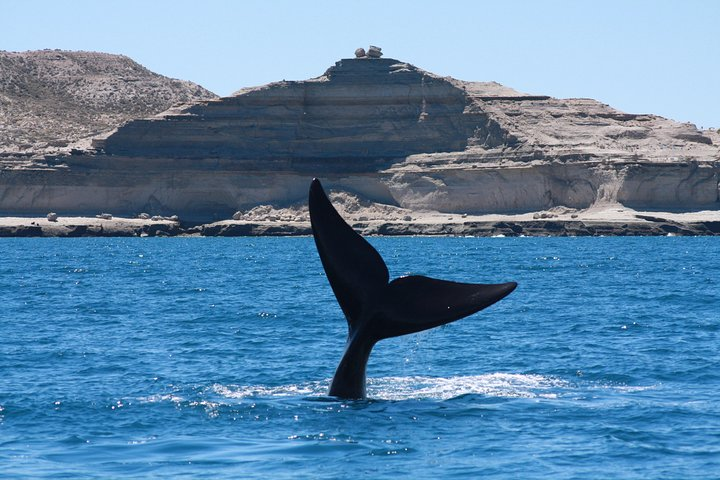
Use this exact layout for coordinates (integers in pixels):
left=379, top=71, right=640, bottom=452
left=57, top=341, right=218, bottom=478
left=0, top=50, right=216, bottom=156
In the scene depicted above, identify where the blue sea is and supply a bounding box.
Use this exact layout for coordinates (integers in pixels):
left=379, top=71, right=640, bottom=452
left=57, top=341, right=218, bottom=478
left=1, top=237, right=719, bottom=479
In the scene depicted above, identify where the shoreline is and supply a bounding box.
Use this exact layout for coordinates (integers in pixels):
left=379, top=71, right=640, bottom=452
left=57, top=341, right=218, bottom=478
left=1, top=206, right=719, bottom=237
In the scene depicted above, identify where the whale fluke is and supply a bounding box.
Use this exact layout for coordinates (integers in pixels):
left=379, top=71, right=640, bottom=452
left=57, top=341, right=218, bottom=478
left=309, top=178, right=517, bottom=399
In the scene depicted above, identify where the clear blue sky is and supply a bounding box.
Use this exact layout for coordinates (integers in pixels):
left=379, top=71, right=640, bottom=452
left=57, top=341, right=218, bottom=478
left=4, top=0, right=719, bottom=128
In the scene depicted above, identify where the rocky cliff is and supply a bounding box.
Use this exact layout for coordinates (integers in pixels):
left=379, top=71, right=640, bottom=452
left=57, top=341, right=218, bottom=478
left=1, top=51, right=718, bottom=222
left=96, top=58, right=496, bottom=168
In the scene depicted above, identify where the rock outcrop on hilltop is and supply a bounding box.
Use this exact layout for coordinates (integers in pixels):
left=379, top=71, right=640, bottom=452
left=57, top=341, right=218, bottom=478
left=0, top=50, right=718, bottom=224
left=0, top=50, right=217, bottom=158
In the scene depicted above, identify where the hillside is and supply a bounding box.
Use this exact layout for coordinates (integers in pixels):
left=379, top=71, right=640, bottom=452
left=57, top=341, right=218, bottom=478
left=0, top=50, right=217, bottom=158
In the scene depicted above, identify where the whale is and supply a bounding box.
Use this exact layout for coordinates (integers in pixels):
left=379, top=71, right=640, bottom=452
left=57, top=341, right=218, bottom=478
left=309, top=178, right=517, bottom=399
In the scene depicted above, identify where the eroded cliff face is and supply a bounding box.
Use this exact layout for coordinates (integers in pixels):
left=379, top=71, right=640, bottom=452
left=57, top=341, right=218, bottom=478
left=0, top=53, right=718, bottom=220
left=96, top=58, right=502, bottom=170
left=385, top=161, right=719, bottom=214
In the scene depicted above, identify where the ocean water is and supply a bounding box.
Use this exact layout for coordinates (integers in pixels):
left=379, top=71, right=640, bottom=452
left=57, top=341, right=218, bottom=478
left=1, top=236, right=719, bottom=479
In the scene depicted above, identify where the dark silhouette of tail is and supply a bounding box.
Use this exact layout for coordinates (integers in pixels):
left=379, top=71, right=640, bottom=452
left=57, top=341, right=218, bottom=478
left=309, top=178, right=517, bottom=399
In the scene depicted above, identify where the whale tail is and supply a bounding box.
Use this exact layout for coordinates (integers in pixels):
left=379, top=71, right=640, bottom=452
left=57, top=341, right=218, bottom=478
left=309, top=178, right=516, bottom=398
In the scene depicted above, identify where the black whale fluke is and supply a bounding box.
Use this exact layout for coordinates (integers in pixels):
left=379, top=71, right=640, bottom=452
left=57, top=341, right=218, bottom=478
left=309, top=178, right=517, bottom=399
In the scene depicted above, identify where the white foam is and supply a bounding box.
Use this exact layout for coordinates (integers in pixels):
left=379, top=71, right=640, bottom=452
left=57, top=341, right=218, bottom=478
left=211, top=374, right=567, bottom=402
left=211, top=382, right=327, bottom=399
left=367, top=373, right=568, bottom=401
left=137, top=376, right=654, bottom=407
left=138, top=393, right=184, bottom=404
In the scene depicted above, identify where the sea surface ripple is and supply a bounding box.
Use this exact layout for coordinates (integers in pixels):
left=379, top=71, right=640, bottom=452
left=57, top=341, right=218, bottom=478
left=1, top=237, right=719, bottom=478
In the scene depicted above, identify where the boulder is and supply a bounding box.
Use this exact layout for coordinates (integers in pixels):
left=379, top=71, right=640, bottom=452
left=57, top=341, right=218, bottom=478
left=367, top=45, right=383, bottom=58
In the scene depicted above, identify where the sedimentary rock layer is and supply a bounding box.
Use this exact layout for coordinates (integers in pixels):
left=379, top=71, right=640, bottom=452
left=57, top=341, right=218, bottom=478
left=0, top=52, right=718, bottom=221
left=96, top=58, right=496, bottom=168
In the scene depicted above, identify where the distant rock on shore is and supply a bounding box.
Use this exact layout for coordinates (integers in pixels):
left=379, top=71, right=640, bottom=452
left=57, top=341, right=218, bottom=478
left=0, top=49, right=718, bottom=227
left=2, top=213, right=719, bottom=237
